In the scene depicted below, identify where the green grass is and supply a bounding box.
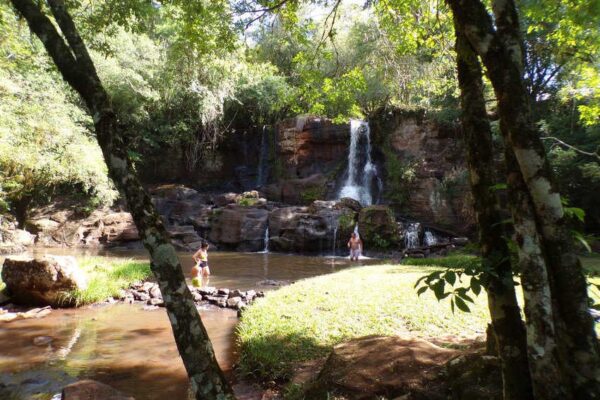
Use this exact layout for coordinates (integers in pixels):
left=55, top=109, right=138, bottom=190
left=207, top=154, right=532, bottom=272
left=403, top=254, right=481, bottom=270
left=65, top=257, right=151, bottom=305
left=237, top=255, right=600, bottom=383
left=236, top=263, right=490, bottom=382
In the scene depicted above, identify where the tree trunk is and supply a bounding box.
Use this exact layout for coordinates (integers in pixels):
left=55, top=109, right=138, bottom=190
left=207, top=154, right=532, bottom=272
left=13, top=195, right=32, bottom=229
left=447, top=0, right=600, bottom=396
left=9, top=1, right=236, bottom=398
left=454, top=27, right=533, bottom=400
left=503, top=129, right=568, bottom=399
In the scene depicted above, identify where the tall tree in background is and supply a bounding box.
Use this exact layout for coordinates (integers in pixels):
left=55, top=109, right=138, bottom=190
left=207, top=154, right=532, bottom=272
left=448, top=0, right=600, bottom=397
left=7, top=1, right=235, bottom=399
left=454, top=25, right=533, bottom=400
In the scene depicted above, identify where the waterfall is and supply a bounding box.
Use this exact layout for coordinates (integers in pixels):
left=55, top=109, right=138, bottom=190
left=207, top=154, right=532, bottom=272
left=332, top=226, right=338, bottom=256
left=424, top=230, right=438, bottom=247
left=339, top=120, right=376, bottom=206
left=404, top=223, right=420, bottom=249
left=256, top=125, right=269, bottom=187
left=353, top=223, right=360, bottom=240
left=262, top=226, right=270, bottom=253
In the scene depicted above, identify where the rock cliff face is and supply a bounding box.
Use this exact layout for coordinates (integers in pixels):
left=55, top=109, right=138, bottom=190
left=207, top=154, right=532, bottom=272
left=371, top=109, right=475, bottom=234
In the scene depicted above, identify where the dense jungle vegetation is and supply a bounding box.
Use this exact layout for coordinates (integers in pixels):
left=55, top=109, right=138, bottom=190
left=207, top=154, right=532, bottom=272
left=1, top=0, right=597, bottom=233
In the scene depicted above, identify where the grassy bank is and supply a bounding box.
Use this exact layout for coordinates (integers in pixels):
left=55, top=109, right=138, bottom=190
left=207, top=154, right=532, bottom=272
left=237, top=254, right=600, bottom=383
left=236, top=263, right=490, bottom=382
left=0, top=257, right=151, bottom=306
left=67, top=257, right=151, bottom=305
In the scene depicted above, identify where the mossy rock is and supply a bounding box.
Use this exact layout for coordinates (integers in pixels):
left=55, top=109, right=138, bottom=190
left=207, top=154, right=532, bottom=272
left=357, top=205, right=399, bottom=250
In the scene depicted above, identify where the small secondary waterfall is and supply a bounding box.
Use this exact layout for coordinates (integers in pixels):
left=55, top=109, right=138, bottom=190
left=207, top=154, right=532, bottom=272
left=339, top=120, right=377, bottom=206
left=424, top=230, right=438, bottom=247
left=353, top=223, right=360, bottom=240
left=256, top=125, right=269, bottom=187
left=262, top=226, right=270, bottom=253
left=404, top=223, right=420, bottom=249
left=332, top=226, right=338, bottom=256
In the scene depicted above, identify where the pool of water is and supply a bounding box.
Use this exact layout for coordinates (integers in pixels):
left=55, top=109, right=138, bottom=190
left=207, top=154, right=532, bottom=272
left=0, top=249, right=383, bottom=399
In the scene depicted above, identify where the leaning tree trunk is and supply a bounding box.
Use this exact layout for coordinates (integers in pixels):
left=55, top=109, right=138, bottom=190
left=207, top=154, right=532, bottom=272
left=9, top=1, right=236, bottom=399
left=454, top=27, right=533, bottom=400
left=447, top=0, right=600, bottom=396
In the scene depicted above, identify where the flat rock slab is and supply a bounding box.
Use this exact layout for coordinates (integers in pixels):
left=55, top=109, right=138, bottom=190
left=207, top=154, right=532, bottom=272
left=307, top=335, right=459, bottom=399
left=62, top=380, right=135, bottom=400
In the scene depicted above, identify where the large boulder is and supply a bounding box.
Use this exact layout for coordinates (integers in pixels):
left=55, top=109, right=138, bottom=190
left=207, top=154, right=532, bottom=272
left=0, top=228, right=35, bottom=254
left=62, top=380, right=135, bottom=400
left=209, top=206, right=269, bottom=252
left=268, top=206, right=346, bottom=254
left=305, top=336, right=458, bottom=399
left=357, top=205, right=400, bottom=250
left=1, top=255, right=88, bottom=307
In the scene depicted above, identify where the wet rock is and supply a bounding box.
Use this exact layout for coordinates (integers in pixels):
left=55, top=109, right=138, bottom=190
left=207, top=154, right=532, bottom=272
left=229, top=289, right=243, bottom=298
left=132, top=291, right=150, bottom=302
left=358, top=205, right=400, bottom=250
left=245, top=290, right=257, bottom=301
left=147, top=298, right=164, bottom=307
left=0, top=306, right=51, bottom=322
left=227, top=297, right=242, bottom=308
left=33, top=336, right=53, bottom=346
left=61, top=379, right=135, bottom=400
left=217, top=288, right=230, bottom=296
left=336, top=197, right=362, bottom=213
left=199, top=287, right=216, bottom=296
left=149, top=285, right=161, bottom=299
left=209, top=206, right=269, bottom=252
left=451, top=237, right=469, bottom=246
left=192, top=291, right=203, bottom=302
left=213, top=192, right=239, bottom=207
left=2, top=256, right=87, bottom=307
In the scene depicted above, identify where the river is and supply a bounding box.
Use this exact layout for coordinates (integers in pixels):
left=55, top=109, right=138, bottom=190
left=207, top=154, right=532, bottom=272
left=0, top=249, right=382, bottom=399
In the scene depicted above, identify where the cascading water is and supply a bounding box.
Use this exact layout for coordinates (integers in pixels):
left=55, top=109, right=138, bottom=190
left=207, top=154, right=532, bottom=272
left=353, top=223, right=360, bottom=240
left=339, top=120, right=377, bottom=206
left=256, top=125, right=269, bottom=187
left=424, top=230, right=438, bottom=247
left=262, top=226, right=270, bottom=253
left=332, top=226, right=338, bottom=256
left=404, top=222, right=420, bottom=249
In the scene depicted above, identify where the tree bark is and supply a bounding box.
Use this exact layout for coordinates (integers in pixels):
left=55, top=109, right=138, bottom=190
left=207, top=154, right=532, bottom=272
left=503, top=127, right=568, bottom=399
left=9, top=1, right=236, bottom=398
left=454, top=27, right=533, bottom=400
left=447, top=0, right=600, bottom=396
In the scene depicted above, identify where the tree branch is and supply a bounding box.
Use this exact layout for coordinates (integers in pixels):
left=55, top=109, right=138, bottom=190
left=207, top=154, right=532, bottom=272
left=541, top=137, right=600, bottom=161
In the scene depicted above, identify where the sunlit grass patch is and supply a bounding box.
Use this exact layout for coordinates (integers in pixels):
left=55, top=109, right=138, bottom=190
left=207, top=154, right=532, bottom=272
left=236, top=263, right=490, bottom=382
left=63, top=257, right=151, bottom=306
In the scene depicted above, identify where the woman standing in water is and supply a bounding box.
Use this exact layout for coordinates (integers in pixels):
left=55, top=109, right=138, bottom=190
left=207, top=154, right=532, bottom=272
left=192, top=242, right=211, bottom=287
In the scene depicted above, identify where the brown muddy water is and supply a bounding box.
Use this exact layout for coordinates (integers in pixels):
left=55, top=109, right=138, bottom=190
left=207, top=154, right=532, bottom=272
left=0, top=249, right=383, bottom=399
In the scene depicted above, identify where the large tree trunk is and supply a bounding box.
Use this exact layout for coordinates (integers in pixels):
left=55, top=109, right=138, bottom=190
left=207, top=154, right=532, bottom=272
left=447, top=0, right=600, bottom=396
left=503, top=130, right=568, bottom=399
left=9, top=1, right=236, bottom=399
left=454, top=27, right=533, bottom=400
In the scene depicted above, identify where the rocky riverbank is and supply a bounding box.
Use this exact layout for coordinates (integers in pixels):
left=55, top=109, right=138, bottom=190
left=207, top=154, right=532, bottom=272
left=117, top=281, right=265, bottom=314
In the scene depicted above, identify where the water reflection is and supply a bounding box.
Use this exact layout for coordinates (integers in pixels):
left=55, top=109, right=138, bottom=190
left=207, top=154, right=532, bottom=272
left=0, top=249, right=384, bottom=399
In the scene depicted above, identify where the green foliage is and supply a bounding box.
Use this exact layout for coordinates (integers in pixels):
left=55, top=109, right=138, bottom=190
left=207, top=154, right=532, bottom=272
left=382, top=147, right=418, bottom=208
left=412, top=255, right=485, bottom=313
left=0, top=4, right=117, bottom=219
left=300, top=186, right=325, bottom=204
left=371, top=233, right=391, bottom=249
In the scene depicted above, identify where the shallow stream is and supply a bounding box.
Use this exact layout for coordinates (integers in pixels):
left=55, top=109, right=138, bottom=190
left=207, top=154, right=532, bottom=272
left=0, top=249, right=382, bottom=399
